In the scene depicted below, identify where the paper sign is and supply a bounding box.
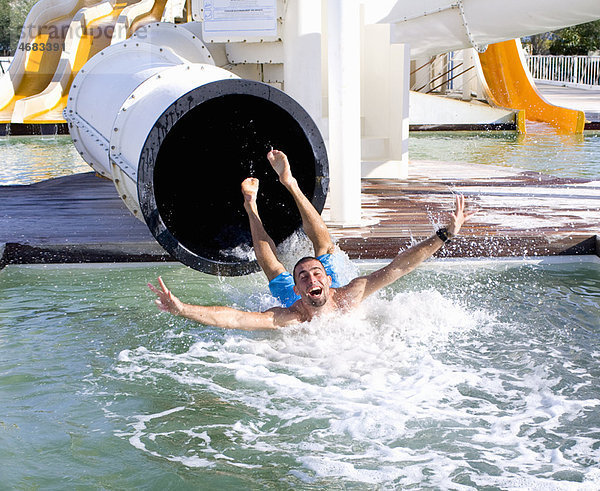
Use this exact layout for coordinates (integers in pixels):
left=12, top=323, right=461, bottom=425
left=202, top=0, right=278, bottom=41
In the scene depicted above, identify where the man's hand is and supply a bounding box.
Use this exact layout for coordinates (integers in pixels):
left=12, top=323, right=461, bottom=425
left=447, top=194, right=477, bottom=237
left=148, top=276, right=185, bottom=316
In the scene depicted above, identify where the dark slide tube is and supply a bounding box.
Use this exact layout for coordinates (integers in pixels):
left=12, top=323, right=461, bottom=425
left=138, top=79, right=329, bottom=276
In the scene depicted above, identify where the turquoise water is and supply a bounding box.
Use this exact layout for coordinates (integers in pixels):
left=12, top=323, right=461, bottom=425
left=1, top=130, right=599, bottom=488
left=1, top=259, right=599, bottom=488
left=1, top=132, right=600, bottom=186
left=409, top=131, right=600, bottom=178
left=0, top=135, right=89, bottom=185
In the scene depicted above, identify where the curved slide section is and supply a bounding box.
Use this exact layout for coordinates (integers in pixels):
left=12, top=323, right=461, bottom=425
left=0, top=0, right=168, bottom=124
left=110, top=0, right=168, bottom=44
left=477, top=39, right=585, bottom=134
left=11, top=0, right=119, bottom=123
left=0, top=0, right=84, bottom=123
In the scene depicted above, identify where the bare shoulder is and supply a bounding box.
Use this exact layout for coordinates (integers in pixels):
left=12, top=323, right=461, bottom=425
left=332, top=277, right=369, bottom=309
left=265, top=305, right=303, bottom=327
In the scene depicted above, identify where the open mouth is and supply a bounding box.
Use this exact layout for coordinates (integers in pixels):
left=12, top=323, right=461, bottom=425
left=308, top=286, right=323, bottom=297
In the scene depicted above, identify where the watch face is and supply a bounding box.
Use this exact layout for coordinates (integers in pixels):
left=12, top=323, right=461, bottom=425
left=437, top=228, right=449, bottom=242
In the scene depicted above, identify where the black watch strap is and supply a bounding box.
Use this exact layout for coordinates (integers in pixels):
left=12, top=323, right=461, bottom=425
left=436, top=227, right=451, bottom=243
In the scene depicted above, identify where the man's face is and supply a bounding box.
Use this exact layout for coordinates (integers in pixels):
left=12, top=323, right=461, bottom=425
left=293, top=259, right=332, bottom=308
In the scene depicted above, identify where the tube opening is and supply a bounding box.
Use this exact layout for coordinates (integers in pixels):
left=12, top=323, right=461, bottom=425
left=138, top=80, right=328, bottom=276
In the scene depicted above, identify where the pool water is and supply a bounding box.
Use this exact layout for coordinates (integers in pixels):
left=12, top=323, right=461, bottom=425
left=1, top=259, right=599, bottom=488
left=1, top=131, right=599, bottom=186
left=409, top=131, right=600, bottom=179
left=0, top=136, right=89, bottom=185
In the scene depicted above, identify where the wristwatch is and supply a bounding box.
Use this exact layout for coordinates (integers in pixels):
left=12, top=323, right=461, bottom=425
left=436, top=227, right=453, bottom=243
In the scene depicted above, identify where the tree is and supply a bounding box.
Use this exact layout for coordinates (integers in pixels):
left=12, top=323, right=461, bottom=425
left=549, top=20, right=600, bottom=55
left=0, top=0, right=37, bottom=55
left=0, top=0, right=10, bottom=54
left=523, top=20, right=600, bottom=56
left=522, top=32, right=553, bottom=55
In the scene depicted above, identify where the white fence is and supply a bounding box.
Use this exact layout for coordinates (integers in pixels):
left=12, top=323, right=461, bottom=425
left=526, top=55, right=600, bottom=88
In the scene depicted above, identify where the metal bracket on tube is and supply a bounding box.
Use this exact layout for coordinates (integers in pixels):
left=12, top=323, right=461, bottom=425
left=63, top=109, right=112, bottom=177
left=395, top=4, right=456, bottom=23
left=64, top=110, right=110, bottom=152
left=109, top=153, right=137, bottom=182
left=64, top=110, right=136, bottom=181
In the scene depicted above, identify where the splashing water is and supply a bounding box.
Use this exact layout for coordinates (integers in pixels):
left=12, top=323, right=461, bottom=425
left=115, top=289, right=494, bottom=483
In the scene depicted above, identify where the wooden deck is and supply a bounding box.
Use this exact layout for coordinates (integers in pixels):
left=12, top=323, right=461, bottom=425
left=0, top=173, right=168, bottom=267
left=329, top=161, right=599, bottom=259
left=1, top=161, right=598, bottom=269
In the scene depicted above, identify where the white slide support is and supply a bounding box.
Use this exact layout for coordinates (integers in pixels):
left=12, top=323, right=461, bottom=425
left=363, top=0, right=600, bottom=58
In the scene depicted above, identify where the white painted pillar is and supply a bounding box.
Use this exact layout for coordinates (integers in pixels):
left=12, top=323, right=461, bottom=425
left=388, top=43, right=410, bottom=178
left=283, top=0, right=322, bottom=131
left=462, top=48, right=475, bottom=101
left=327, top=0, right=362, bottom=225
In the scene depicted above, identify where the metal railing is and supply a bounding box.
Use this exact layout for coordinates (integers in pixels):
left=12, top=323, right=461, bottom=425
left=411, top=53, right=475, bottom=93
left=526, top=55, right=600, bottom=88
left=0, top=56, right=12, bottom=74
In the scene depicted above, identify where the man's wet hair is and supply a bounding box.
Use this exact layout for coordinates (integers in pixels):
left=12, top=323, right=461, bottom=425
left=292, top=256, right=325, bottom=284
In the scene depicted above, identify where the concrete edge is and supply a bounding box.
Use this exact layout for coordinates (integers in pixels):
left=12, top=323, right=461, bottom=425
left=409, top=123, right=516, bottom=131
left=0, top=242, right=172, bottom=268
left=1, top=235, right=598, bottom=270
left=355, top=255, right=600, bottom=269
left=0, top=123, right=69, bottom=136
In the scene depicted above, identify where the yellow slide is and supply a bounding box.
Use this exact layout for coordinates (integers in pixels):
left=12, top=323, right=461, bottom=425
left=0, top=5, right=74, bottom=124
left=477, top=39, right=585, bottom=134
left=0, top=0, right=169, bottom=125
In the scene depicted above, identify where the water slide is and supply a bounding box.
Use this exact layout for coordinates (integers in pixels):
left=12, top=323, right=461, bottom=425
left=477, top=39, right=585, bottom=133
left=0, top=0, right=168, bottom=124
left=64, top=22, right=328, bottom=275
left=5, top=0, right=599, bottom=128
left=366, top=0, right=600, bottom=133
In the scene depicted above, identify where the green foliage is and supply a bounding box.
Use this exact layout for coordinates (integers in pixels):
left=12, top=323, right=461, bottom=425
left=523, top=33, right=553, bottom=55
left=0, top=0, right=10, bottom=53
left=0, top=0, right=38, bottom=54
left=523, top=20, right=600, bottom=56
left=549, top=20, right=600, bottom=56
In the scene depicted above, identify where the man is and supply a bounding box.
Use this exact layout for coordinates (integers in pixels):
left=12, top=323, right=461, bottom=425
left=149, top=150, right=475, bottom=330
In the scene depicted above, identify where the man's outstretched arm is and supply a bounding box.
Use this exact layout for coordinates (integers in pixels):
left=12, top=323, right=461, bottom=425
left=346, top=195, right=476, bottom=301
left=148, top=277, right=297, bottom=330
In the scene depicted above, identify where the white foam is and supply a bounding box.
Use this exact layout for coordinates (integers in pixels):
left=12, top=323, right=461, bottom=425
left=111, top=285, right=600, bottom=485
left=299, top=455, right=404, bottom=484
left=220, top=244, right=256, bottom=261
